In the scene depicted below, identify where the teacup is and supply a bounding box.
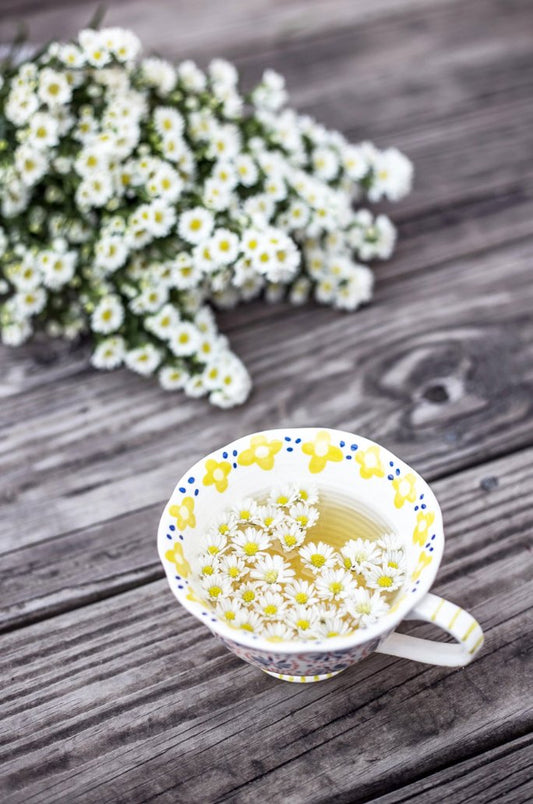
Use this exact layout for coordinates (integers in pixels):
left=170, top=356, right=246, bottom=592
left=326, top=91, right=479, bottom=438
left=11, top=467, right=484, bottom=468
left=157, top=428, right=484, bottom=682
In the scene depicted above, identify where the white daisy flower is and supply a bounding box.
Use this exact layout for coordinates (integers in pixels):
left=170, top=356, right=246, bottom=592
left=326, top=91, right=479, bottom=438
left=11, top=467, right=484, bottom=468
left=94, top=236, right=128, bottom=274
left=203, top=177, right=232, bottom=211
left=209, top=228, right=240, bottom=265
left=177, top=60, right=206, bottom=92
left=14, top=287, right=47, bottom=317
left=340, top=538, right=382, bottom=574
left=256, top=590, right=287, bottom=620
left=273, top=520, right=306, bottom=552
left=234, top=609, right=263, bottom=634
left=289, top=501, right=319, bottom=530
left=268, top=484, right=298, bottom=507
left=283, top=579, right=319, bottom=607
left=124, top=343, right=162, bottom=376
left=146, top=164, right=184, bottom=203
left=145, top=304, right=180, bottom=340
left=341, top=144, right=369, bottom=181
left=1, top=320, right=32, bottom=346
left=210, top=510, right=239, bottom=538
left=15, top=146, right=48, bottom=186
left=345, top=588, right=390, bottom=627
left=293, top=483, right=319, bottom=505
left=383, top=550, right=407, bottom=573
left=38, top=67, right=72, bottom=106
left=215, top=598, right=243, bottom=625
left=168, top=322, right=201, bottom=357
left=203, top=530, right=228, bottom=558
left=263, top=622, right=295, bottom=642
left=316, top=611, right=350, bottom=639
left=28, top=112, right=59, bottom=149
left=141, top=57, right=177, bottom=94
left=235, top=581, right=260, bottom=607
left=377, top=533, right=405, bottom=553
left=41, top=251, right=77, bottom=290
left=368, top=146, right=413, bottom=202
left=235, top=153, right=258, bottom=187
left=201, top=573, right=232, bottom=602
left=79, top=29, right=111, bottom=67
left=315, top=568, right=358, bottom=602
left=91, top=295, right=124, bottom=334
left=230, top=498, right=259, bottom=524
left=232, top=527, right=271, bottom=559
left=199, top=554, right=220, bottom=577
left=254, top=504, right=284, bottom=531
left=158, top=364, right=190, bottom=391
left=154, top=106, right=185, bottom=138
left=219, top=554, right=247, bottom=582
left=76, top=173, right=114, bottom=208
left=365, top=563, right=404, bottom=592
left=299, top=541, right=337, bottom=574
left=249, top=554, right=295, bottom=590
left=178, top=207, right=215, bottom=245
left=287, top=605, right=321, bottom=638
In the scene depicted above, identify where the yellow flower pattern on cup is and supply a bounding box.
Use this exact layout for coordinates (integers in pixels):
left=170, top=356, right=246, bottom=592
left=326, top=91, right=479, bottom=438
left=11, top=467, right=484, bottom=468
left=392, top=472, right=417, bottom=508
left=413, top=510, right=435, bottom=546
left=355, top=445, right=385, bottom=479
left=202, top=458, right=232, bottom=493
left=169, top=496, right=196, bottom=529
left=237, top=434, right=282, bottom=471
left=165, top=541, right=191, bottom=578
left=411, top=550, right=432, bottom=580
left=301, top=430, right=343, bottom=473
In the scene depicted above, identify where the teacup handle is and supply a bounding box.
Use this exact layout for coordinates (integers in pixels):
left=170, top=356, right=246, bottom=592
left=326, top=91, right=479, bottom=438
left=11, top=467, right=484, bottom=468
left=376, top=592, right=484, bottom=667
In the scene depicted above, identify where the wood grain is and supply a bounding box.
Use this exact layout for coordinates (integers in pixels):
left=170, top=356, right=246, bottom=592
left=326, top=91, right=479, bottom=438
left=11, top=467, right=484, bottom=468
left=371, top=733, right=533, bottom=804
left=1, top=0, right=532, bottom=799
left=0, top=445, right=531, bottom=802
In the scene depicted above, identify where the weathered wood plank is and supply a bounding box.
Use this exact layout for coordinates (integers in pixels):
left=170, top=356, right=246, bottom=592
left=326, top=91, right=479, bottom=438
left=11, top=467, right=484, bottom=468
left=1, top=433, right=532, bottom=633
left=0, top=445, right=531, bottom=801
left=2, top=236, right=532, bottom=552
left=371, top=732, right=533, bottom=804
left=0, top=0, right=466, bottom=59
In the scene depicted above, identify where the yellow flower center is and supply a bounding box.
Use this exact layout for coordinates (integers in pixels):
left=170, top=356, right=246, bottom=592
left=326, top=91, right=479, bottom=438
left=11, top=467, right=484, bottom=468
left=295, top=592, right=308, bottom=605
left=296, top=618, right=310, bottom=630
left=242, top=590, right=255, bottom=603
left=207, top=545, right=219, bottom=556
left=264, top=570, right=278, bottom=584
left=282, top=534, right=297, bottom=548
left=228, top=567, right=239, bottom=578
left=202, top=565, right=214, bottom=575
left=190, top=218, right=202, bottom=230
left=224, top=611, right=236, bottom=621
left=264, top=604, right=277, bottom=616
left=208, top=585, right=222, bottom=598
left=243, top=542, right=258, bottom=556
left=329, top=582, right=343, bottom=596
left=310, top=553, right=325, bottom=568
left=377, top=576, right=393, bottom=588
left=240, top=623, right=254, bottom=631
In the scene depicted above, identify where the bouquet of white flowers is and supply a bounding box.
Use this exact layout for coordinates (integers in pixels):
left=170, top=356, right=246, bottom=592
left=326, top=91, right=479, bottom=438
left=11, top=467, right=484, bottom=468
left=0, top=26, right=412, bottom=407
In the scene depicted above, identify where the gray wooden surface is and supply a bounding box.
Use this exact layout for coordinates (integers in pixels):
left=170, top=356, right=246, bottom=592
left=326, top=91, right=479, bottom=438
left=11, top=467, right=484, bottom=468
left=1, top=0, right=533, bottom=801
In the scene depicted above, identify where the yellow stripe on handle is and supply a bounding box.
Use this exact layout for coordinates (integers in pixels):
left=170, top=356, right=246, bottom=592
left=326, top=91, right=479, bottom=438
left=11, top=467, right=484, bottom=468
left=462, top=622, right=477, bottom=641
left=470, top=634, right=484, bottom=654
left=448, top=608, right=461, bottom=629
left=430, top=598, right=446, bottom=622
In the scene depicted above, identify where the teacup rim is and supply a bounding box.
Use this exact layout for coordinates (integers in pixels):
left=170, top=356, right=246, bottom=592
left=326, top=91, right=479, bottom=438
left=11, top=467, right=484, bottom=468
left=157, top=426, right=444, bottom=654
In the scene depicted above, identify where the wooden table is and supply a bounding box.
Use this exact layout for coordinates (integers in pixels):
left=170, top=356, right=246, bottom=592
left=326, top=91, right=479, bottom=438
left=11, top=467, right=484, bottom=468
left=1, top=1, right=532, bottom=801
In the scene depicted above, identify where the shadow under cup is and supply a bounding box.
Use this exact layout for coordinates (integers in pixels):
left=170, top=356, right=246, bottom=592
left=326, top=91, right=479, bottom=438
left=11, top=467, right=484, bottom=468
left=158, top=428, right=448, bottom=682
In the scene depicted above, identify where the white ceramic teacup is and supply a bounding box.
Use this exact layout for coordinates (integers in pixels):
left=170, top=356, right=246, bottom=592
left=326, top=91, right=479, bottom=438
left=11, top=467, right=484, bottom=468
left=158, top=428, right=484, bottom=682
